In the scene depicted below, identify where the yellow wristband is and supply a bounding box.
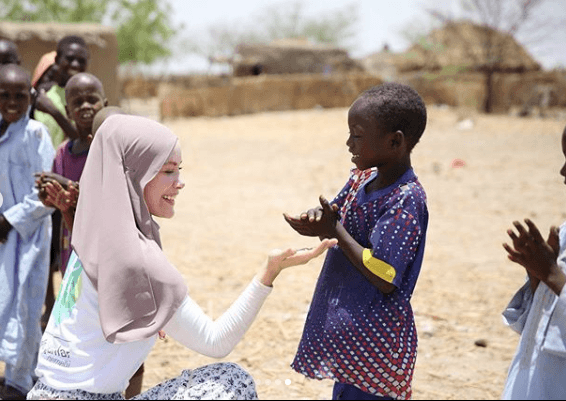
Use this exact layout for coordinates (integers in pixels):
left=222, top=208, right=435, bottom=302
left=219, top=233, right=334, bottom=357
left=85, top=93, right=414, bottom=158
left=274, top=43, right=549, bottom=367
left=362, top=249, right=396, bottom=283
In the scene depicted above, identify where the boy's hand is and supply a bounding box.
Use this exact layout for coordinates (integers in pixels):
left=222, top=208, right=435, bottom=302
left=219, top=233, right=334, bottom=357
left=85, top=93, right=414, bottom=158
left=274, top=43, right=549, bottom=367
left=35, top=174, right=54, bottom=207
left=0, top=214, right=12, bottom=244
left=283, top=196, right=339, bottom=238
left=34, top=172, right=74, bottom=189
left=503, top=219, right=565, bottom=295
left=44, top=181, right=79, bottom=213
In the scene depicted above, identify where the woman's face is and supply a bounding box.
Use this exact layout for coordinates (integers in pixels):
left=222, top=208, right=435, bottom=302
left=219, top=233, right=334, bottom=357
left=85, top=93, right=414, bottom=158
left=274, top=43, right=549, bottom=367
left=144, top=143, right=185, bottom=218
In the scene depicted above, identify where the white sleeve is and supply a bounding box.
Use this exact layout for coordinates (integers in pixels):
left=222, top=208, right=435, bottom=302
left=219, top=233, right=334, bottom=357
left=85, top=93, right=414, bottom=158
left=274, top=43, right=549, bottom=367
left=163, top=277, right=272, bottom=358
left=502, top=280, right=534, bottom=334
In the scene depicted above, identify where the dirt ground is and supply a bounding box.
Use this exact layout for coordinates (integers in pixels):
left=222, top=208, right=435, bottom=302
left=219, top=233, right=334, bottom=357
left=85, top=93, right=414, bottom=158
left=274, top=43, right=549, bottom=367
left=3, top=99, right=566, bottom=400
left=137, top=101, right=566, bottom=400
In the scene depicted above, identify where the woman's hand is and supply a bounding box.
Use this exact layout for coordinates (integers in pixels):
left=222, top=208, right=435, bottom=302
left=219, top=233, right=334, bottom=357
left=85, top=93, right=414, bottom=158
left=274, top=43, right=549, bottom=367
left=257, top=238, right=338, bottom=287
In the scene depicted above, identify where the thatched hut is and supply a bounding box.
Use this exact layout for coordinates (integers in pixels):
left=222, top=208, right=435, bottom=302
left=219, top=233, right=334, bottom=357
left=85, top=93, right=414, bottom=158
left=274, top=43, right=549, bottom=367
left=390, top=21, right=542, bottom=112
left=0, top=21, right=120, bottom=106
left=229, top=38, right=364, bottom=77
left=397, top=21, right=541, bottom=74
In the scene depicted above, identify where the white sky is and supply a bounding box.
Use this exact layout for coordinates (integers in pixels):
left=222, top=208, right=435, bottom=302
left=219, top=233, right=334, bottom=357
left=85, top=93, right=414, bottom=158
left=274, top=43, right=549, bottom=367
left=143, top=0, right=566, bottom=75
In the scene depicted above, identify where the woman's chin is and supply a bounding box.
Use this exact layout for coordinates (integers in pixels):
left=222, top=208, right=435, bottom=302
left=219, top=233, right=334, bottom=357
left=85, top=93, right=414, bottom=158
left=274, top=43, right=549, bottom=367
left=152, top=209, right=175, bottom=219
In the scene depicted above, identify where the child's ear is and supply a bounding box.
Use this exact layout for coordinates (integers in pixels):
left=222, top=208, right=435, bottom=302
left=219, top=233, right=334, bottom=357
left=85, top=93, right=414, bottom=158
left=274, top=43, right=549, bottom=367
left=391, top=130, right=405, bottom=149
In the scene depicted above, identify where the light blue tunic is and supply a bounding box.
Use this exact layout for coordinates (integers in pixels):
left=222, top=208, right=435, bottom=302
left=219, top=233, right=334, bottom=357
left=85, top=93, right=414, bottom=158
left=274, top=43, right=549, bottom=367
left=0, top=111, right=54, bottom=392
left=502, top=223, right=566, bottom=400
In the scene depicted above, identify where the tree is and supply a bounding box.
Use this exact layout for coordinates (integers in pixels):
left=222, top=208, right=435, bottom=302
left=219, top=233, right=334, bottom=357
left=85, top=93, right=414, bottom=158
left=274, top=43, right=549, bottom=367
left=407, top=0, right=565, bottom=113
left=196, top=1, right=358, bottom=64
left=0, top=0, right=180, bottom=66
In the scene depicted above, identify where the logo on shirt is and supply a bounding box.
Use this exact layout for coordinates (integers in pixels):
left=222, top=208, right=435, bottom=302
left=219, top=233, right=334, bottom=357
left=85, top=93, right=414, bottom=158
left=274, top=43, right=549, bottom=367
left=52, top=255, right=83, bottom=326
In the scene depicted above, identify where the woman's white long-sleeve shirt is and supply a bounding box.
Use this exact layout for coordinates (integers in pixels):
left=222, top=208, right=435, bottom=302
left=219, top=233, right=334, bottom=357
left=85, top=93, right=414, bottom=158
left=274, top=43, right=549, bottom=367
left=501, top=224, right=566, bottom=399
left=35, top=251, right=272, bottom=394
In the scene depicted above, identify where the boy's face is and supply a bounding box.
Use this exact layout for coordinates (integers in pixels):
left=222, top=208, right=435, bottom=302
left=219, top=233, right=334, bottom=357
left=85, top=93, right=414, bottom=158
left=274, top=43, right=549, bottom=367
left=65, top=81, right=107, bottom=135
left=0, top=73, right=30, bottom=124
left=346, top=99, right=393, bottom=171
left=56, top=43, right=88, bottom=85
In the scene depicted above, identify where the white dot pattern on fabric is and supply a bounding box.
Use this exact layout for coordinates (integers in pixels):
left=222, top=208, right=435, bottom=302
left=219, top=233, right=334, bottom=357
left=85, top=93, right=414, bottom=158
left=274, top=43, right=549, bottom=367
left=292, top=168, right=428, bottom=400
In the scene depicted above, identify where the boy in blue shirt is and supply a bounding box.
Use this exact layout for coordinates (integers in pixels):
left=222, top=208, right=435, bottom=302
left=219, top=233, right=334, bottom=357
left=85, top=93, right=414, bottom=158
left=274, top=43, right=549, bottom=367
left=0, top=65, right=54, bottom=399
left=285, top=83, right=428, bottom=400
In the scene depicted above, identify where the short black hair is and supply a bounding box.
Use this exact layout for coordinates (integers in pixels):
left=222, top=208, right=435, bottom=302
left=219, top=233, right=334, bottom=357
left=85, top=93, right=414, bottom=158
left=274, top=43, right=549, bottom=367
left=358, top=82, right=427, bottom=151
left=56, top=35, right=89, bottom=58
left=0, top=39, right=20, bottom=65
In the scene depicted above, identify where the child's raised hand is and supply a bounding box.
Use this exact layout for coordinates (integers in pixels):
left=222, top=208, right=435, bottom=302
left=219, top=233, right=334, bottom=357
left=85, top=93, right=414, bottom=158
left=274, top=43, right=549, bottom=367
left=34, top=172, right=73, bottom=189
left=45, top=181, right=78, bottom=213
left=35, top=172, right=55, bottom=207
left=283, top=196, right=339, bottom=238
left=503, top=219, right=564, bottom=294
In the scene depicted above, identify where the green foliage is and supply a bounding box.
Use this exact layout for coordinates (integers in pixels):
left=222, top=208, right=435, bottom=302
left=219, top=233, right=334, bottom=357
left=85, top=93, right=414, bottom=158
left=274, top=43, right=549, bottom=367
left=0, top=0, right=110, bottom=23
left=0, top=0, right=178, bottom=65
left=110, top=0, right=176, bottom=64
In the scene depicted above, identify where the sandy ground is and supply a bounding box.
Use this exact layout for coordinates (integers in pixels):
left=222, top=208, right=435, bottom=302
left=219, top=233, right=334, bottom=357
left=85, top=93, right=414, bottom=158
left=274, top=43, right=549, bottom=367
left=3, top=99, right=566, bottom=400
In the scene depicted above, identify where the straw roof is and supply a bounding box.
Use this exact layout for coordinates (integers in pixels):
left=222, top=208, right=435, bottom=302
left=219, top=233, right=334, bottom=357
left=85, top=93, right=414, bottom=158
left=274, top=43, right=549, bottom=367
left=0, top=21, right=115, bottom=48
left=231, top=39, right=363, bottom=76
left=397, top=21, right=541, bottom=73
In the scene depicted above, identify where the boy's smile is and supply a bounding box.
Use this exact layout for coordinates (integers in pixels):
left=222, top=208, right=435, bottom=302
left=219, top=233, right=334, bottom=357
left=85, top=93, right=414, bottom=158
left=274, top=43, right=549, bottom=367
left=57, top=43, right=88, bottom=86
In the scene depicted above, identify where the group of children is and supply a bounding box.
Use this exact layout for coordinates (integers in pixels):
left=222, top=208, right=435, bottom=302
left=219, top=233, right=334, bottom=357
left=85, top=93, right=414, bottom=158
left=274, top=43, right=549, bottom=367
left=0, top=33, right=564, bottom=401
left=0, top=36, right=144, bottom=400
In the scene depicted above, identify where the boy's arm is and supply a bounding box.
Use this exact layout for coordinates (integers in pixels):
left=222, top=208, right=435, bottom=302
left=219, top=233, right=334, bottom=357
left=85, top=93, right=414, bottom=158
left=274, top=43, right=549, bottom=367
left=35, top=91, right=78, bottom=140
left=3, top=125, right=56, bottom=240
left=284, top=196, right=396, bottom=294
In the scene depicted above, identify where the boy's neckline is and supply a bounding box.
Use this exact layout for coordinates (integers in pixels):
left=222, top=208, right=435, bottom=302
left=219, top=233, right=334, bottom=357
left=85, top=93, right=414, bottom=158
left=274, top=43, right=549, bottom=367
left=365, top=164, right=413, bottom=194
left=69, top=138, right=90, bottom=155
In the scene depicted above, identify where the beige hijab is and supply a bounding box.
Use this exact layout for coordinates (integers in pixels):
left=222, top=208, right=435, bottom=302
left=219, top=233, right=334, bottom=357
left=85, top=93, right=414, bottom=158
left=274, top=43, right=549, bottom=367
left=72, top=114, right=187, bottom=343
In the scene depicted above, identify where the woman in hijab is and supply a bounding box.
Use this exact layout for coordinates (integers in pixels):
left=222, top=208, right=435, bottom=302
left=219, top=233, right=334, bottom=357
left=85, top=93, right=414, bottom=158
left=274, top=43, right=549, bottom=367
left=28, top=114, right=336, bottom=400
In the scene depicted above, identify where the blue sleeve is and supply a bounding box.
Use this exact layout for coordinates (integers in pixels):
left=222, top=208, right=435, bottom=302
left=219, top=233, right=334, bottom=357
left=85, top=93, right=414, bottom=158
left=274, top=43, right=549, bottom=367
left=3, top=123, right=55, bottom=240
left=368, top=185, right=427, bottom=288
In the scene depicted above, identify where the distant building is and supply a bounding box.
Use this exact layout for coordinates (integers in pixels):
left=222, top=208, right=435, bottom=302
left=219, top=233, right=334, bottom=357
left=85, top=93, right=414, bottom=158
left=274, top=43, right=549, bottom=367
left=214, top=38, right=364, bottom=77
left=0, top=21, right=120, bottom=106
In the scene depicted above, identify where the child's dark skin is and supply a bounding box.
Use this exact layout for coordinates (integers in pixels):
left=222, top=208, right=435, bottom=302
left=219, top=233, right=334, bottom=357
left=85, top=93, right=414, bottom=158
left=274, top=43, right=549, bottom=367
left=34, top=42, right=89, bottom=141
left=503, top=129, right=566, bottom=296
left=284, top=96, right=413, bottom=294
left=64, top=73, right=107, bottom=153
left=34, top=105, right=122, bottom=206
left=0, top=65, right=32, bottom=243
left=35, top=73, right=107, bottom=227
